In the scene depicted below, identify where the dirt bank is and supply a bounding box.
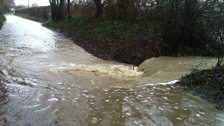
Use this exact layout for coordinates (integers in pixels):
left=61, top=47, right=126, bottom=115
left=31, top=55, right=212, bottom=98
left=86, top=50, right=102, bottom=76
left=177, top=66, right=224, bottom=110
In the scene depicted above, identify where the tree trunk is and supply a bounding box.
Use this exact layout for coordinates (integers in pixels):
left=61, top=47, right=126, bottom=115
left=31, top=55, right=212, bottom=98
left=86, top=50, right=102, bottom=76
left=96, top=4, right=102, bottom=18
left=93, top=0, right=103, bottom=18
left=67, top=0, right=71, bottom=20
left=49, top=0, right=64, bottom=21
left=60, top=0, right=64, bottom=19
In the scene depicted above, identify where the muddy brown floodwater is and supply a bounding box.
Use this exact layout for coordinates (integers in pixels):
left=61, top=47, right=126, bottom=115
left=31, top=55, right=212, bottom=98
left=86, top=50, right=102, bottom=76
left=0, top=15, right=223, bottom=126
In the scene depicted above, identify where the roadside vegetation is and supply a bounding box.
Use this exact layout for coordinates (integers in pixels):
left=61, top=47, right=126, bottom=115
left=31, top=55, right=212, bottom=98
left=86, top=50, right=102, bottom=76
left=178, top=65, right=224, bottom=110
left=44, top=16, right=164, bottom=65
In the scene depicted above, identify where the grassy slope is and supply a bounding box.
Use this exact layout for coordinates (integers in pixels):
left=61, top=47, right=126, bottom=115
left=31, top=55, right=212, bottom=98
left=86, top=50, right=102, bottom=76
left=44, top=17, right=166, bottom=65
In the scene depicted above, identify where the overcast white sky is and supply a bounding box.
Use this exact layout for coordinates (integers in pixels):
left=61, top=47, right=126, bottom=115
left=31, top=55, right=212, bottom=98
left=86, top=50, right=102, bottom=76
left=15, top=0, right=50, bottom=6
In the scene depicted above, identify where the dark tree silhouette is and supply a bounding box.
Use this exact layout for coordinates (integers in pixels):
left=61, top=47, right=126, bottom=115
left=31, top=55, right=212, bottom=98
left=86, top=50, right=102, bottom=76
left=93, top=0, right=104, bottom=18
left=49, top=0, right=65, bottom=21
left=67, top=0, right=71, bottom=20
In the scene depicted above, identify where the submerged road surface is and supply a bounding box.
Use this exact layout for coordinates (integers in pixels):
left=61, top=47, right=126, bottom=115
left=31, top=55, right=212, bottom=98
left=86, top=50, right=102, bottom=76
left=0, top=15, right=223, bottom=126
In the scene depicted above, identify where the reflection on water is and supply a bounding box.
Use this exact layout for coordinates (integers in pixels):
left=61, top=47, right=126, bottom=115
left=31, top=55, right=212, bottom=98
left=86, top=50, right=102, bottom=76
left=0, top=15, right=223, bottom=126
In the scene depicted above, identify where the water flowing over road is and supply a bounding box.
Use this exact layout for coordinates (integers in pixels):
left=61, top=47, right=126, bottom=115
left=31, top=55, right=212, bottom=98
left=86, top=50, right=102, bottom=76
left=0, top=15, right=223, bottom=126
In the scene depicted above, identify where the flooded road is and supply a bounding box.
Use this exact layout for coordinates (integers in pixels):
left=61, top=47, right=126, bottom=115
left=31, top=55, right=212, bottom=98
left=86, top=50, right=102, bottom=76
left=0, top=15, right=223, bottom=126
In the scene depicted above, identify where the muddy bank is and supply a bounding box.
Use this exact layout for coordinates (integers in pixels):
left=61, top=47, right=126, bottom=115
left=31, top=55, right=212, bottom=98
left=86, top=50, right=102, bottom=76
left=177, top=66, right=224, bottom=110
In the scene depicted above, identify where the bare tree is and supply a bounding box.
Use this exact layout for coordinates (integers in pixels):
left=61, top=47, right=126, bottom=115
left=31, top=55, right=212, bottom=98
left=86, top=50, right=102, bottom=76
left=67, top=0, right=71, bottom=19
left=117, top=0, right=136, bottom=18
left=93, top=0, right=104, bottom=18
left=49, top=0, right=65, bottom=21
